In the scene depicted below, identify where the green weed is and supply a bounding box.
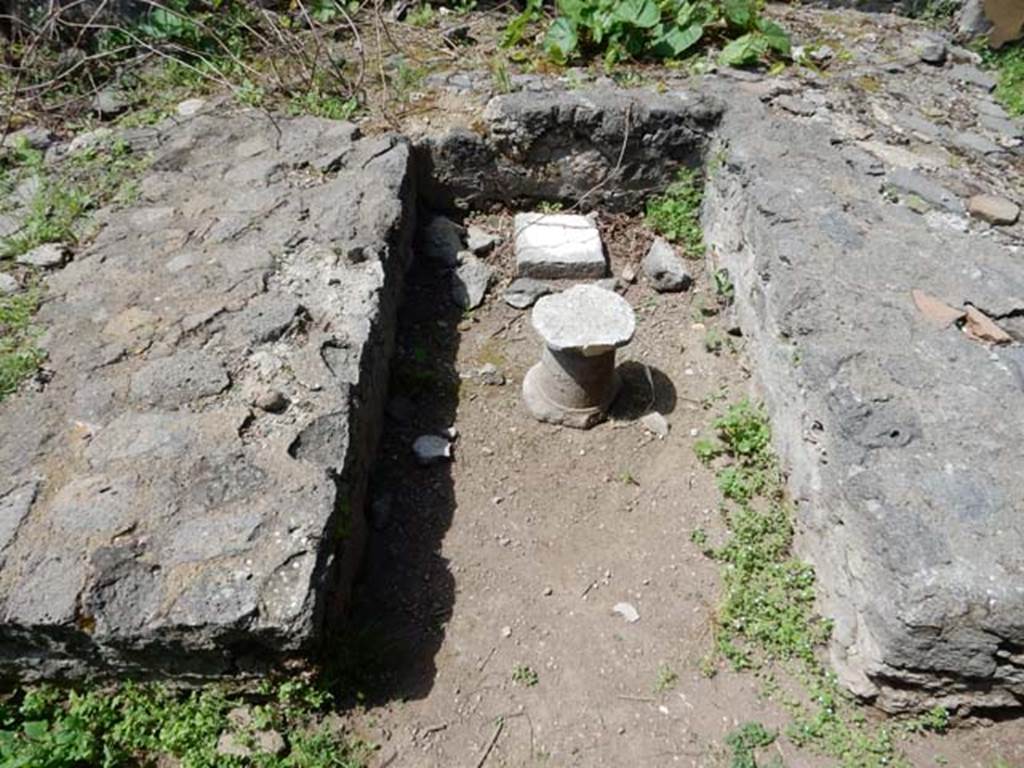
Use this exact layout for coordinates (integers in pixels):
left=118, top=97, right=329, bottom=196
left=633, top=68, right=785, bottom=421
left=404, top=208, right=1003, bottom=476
left=645, top=167, right=704, bottom=258
left=982, top=42, right=1024, bottom=116
left=696, top=400, right=918, bottom=768
left=725, top=722, right=777, bottom=768
left=654, top=664, right=679, bottom=693
left=512, top=665, right=540, bottom=687
left=0, top=289, right=43, bottom=401
left=0, top=681, right=368, bottom=768
left=1, top=137, right=147, bottom=260
left=407, top=3, right=437, bottom=27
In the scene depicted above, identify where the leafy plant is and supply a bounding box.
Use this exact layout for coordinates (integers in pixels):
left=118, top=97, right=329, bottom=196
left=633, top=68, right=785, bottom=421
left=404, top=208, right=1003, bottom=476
left=654, top=664, right=679, bottom=692
left=512, top=665, right=540, bottom=687
left=537, top=0, right=790, bottom=68
left=645, top=166, right=704, bottom=258
left=0, top=682, right=368, bottom=768
left=1, top=137, right=146, bottom=260
left=981, top=41, right=1024, bottom=116
left=725, top=722, right=776, bottom=768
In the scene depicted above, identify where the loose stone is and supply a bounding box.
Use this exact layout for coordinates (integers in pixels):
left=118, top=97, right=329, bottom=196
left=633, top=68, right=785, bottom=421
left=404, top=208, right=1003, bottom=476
left=642, top=238, right=692, bottom=293
left=254, top=389, right=289, bottom=413
left=176, top=98, right=207, bottom=117
left=514, top=213, right=607, bottom=279
left=523, top=285, right=635, bottom=429
left=422, top=215, right=466, bottom=266
left=914, top=39, right=947, bottom=65
left=0, top=273, right=18, bottom=295
left=466, top=225, right=501, bottom=255
left=16, top=243, right=67, bottom=268
left=968, top=194, right=1021, bottom=225
left=504, top=277, right=553, bottom=309
left=640, top=412, right=670, bottom=438
left=92, top=87, right=130, bottom=117
left=613, top=602, right=640, bottom=623
left=413, top=435, right=452, bottom=466
left=451, top=253, right=493, bottom=310
left=476, top=363, right=506, bottom=386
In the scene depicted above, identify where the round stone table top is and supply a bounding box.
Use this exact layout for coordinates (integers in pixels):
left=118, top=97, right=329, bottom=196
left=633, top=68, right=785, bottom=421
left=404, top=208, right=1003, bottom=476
left=531, top=284, right=636, bottom=355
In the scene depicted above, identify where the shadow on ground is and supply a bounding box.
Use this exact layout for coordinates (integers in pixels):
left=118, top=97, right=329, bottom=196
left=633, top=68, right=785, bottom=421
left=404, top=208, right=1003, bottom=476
left=327, top=256, right=460, bottom=706
left=610, top=360, right=677, bottom=420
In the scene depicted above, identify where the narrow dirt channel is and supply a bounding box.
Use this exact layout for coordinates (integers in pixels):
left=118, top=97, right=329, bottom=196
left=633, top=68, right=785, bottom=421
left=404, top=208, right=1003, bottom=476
left=338, top=214, right=1024, bottom=767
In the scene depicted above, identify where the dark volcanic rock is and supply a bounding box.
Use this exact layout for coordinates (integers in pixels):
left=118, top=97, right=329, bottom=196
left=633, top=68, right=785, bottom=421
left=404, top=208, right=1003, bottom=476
left=0, top=111, right=415, bottom=683
left=705, top=78, right=1024, bottom=713
left=417, top=88, right=723, bottom=213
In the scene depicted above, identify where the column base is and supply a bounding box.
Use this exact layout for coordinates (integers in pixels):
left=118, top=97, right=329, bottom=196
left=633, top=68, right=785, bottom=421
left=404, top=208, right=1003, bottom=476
left=522, top=362, right=622, bottom=429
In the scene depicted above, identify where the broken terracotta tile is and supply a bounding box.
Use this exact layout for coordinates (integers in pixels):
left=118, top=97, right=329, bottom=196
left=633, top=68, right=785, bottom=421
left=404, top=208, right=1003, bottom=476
left=963, top=304, right=1013, bottom=345
left=912, top=289, right=965, bottom=328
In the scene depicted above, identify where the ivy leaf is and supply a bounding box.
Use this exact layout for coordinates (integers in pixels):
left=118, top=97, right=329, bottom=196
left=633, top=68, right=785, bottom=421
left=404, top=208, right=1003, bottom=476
left=722, top=0, right=755, bottom=31
left=653, top=23, right=704, bottom=58
left=718, top=32, right=767, bottom=67
left=614, top=0, right=661, bottom=28
left=544, top=17, right=579, bottom=63
left=758, top=19, right=791, bottom=56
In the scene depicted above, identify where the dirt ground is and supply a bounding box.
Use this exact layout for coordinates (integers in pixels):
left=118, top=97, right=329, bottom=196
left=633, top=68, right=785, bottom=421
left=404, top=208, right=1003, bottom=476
left=338, top=214, right=1024, bottom=767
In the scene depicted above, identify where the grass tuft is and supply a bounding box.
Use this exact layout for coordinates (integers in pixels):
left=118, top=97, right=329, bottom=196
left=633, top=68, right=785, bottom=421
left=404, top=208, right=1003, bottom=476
left=695, top=399, right=936, bottom=768
left=982, top=42, right=1024, bottom=117
left=0, top=288, right=43, bottom=401
left=645, top=166, right=704, bottom=259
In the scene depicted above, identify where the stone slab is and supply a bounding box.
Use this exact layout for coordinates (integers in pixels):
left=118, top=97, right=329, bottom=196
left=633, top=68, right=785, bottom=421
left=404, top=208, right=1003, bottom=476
left=705, top=78, right=1024, bottom=713
left=514, top=213, right=606, bottom=279
left=0, top=111, right=415, bottom=683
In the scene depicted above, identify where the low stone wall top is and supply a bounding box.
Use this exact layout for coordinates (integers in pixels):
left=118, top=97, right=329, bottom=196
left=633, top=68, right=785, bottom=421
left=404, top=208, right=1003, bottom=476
left=0, top=110, right=414, bottom=682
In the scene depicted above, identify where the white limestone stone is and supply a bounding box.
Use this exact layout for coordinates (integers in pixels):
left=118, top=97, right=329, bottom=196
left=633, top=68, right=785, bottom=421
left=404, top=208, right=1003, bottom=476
left=514, top=213, right=606, bottom=279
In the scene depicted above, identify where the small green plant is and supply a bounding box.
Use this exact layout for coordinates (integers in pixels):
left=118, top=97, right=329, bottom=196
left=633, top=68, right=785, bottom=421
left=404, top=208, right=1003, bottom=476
left=537, top=200, right=564, bottom=213
left=654, top=664, right=679, bottom=693
left=491, top=58, right=514, bottom=94
left=512, top=664, right=540, bottom=687
left=714, top=268, right=735, bottom=303
left=645, top=167, right=704, bottom=258
left=0, top=288, right=43, bottom=401
left=539, top=0, right=790, bottom=68
left=704, top=327, right=726, bottom=354
left=619, top=470, right=640, bottom=486
left=725, top=722, right=777, bottom=768
left=407, top=2, right=437, bottom=27
left=900, top=705, right=949, bottom=735
left=981, top=41, right=1024, bottom=117
left=289, top=87, right=360, bottom=121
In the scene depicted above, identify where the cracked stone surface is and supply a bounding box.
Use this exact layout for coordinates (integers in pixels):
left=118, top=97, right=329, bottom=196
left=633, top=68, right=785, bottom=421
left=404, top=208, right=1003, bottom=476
left=0, top=111, right=415, bottom=682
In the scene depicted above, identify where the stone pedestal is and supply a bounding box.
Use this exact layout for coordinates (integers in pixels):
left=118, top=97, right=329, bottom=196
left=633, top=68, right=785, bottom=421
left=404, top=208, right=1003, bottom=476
left=522, top=285, right=635, bottom=428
